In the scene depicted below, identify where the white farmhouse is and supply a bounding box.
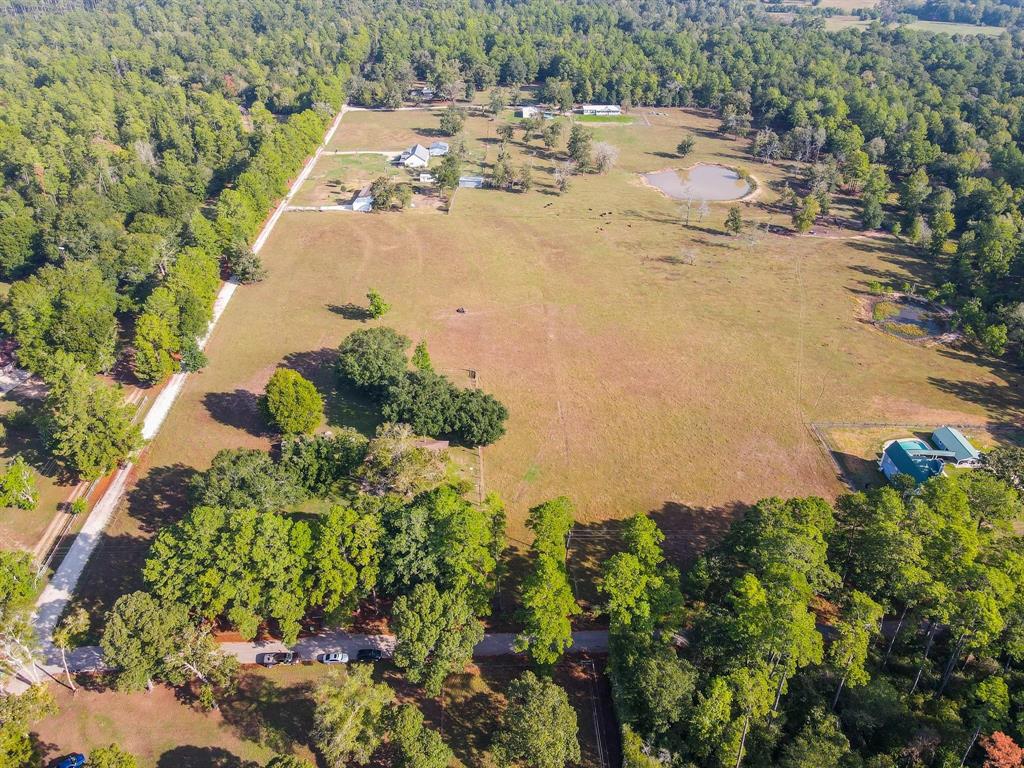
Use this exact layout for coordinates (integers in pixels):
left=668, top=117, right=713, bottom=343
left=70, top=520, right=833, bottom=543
left=399, top=144, right=431, bottom=168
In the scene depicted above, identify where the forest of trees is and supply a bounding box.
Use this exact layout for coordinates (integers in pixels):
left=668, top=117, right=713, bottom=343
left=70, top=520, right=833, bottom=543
left=608, top=459, right=1024, bottom=768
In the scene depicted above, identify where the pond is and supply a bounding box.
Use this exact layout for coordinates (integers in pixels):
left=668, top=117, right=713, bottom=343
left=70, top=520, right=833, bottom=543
left=642, top=164, right=751, bottom=201
left=872, top=298, right=947, bottom=339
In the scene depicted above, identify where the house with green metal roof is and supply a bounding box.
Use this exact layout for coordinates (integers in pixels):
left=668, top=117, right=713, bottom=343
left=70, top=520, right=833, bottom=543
left=879, top=438, right=952, bottom=485
left=931, top=427, right=983, bottom=467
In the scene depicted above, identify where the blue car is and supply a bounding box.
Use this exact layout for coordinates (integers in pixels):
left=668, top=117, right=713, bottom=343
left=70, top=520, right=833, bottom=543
left=54, top=756, right=86, bottom=768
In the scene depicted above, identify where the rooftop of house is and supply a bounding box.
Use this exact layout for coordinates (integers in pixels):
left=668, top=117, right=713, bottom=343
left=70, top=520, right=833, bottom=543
left=883, top=439, right=950, bottom=484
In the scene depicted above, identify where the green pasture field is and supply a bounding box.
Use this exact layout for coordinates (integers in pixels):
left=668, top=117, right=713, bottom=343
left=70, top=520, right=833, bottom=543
left=577, top=114, right=635, bottom=124
left=33, top=660, right=611, bottom=768
left=825, top=15, right=1006, bottom=33
left=69, top=104, right=1020, bottom=624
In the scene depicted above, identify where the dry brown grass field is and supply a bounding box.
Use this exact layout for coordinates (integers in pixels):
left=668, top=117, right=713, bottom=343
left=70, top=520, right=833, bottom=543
left=68, top=105, right=1021, bottom=622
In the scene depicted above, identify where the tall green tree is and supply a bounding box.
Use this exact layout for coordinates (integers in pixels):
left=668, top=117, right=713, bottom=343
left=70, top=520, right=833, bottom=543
left=100, top=591, right=189, bottom=692
left=493, top=671, right=581, bottom=768
left=262, top=368, right=324, bottom=435
left=312, top=665, right=393, bottom=767
left=391, top=704, right=453, bottom=768
left=829, top=590, right=884, bottom=709
left=514, top=497, right=579, bottom=666
left=337, top=327, right=410, bottom=392
left=392, top=583, right=483, bottom=695
left=39, top=353, right=142, bottom=480
left=189, top=448, right=304, bottom=511
left=0, top=456, right=38, bottom=511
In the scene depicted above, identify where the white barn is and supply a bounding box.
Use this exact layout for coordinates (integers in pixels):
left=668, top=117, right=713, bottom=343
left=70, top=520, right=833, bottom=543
left=581, top=104, right=622, bottom=116
left=518, top=106, right=540, bottom=118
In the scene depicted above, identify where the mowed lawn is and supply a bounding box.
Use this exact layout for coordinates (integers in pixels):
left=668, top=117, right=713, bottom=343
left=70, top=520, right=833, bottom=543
left=71, top=106, right=1020, bottom=618
left=34, top=660, right=614, bottom=768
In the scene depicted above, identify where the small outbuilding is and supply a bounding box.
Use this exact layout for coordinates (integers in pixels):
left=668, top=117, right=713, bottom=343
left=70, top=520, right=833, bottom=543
left=399, top=144, right=431, bottom=168
left=518, top=106, right=540, bottom=118
left=458, top=175, right=485, bottom=188
left=931, top=427, right=983, bottom=467
left=418, top=173, right=435, bottom=183
left=428, top=141, right=449, bottom=156
left=351, top=184, right=374, bottom=212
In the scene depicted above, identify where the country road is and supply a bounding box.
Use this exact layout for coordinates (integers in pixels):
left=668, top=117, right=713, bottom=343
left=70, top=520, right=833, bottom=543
left=41, top=630, right=612, bottom=678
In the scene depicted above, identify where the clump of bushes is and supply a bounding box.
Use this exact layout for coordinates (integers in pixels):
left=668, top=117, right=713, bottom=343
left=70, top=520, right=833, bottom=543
left=336, top=328, right=508, bottom=447
left=866, top=280, right=890, bottom=296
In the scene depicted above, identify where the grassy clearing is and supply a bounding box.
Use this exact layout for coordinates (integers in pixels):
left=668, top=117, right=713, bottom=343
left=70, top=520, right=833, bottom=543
left=577, top=114, right=635, bottom=124
left=291, top=153, right=397, bottom=207
left=69, top=105, right=1021, bottom=623
left=34, top=660, right=612, bottom=768
left=905, top=19, right=1006, bottom=34
left=824, top=15, right=1007, bottom=34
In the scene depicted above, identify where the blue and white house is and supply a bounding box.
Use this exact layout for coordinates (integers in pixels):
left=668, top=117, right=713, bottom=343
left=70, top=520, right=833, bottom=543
left=878, top=426, right=983, bottom=485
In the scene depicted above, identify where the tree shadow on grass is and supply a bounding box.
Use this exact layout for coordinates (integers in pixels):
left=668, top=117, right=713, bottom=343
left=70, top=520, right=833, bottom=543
left=648, top=501, right=744, bottom=566
left=70, top=531, right=151, bottom=638
left=218, top=672, right=317, bottom=756
left=831, top=451, right=883, bottom=491
left=126, top=462, right=200, bottom=534
left=156, top=746, right=260, bottom=768
left=283, top=349, right=382, bottom=437
left=328, top=303, right=372, bottom=321
left=203, top=389, right=270, bottom=438
left=443, top=667, right=514, bottom=767
left=68, top=463, right=201, bottom=635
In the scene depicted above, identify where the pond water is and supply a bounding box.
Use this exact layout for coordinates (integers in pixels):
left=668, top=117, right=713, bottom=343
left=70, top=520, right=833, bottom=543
left=642, top=164, right=750, bottom=201
left=876, top=299, right=946, bottom=339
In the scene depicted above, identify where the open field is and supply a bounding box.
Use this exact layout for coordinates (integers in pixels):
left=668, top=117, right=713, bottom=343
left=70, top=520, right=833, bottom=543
left=33, top=659, right=615, bottom=768
left=904, top=19, right=1007, bottom=34
left=291, top=153, right=398, bottom=207
left=824, top=15, right=1007, bottom=33
left=68, top=105, right=1022, bottom=625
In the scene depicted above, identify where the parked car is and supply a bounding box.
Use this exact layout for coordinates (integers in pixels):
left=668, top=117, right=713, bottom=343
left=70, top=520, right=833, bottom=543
left=258, top=651, right=297, bottom=667
left=356, top=648, right=383, bottom=662
left=54, top=756, right=86, bottom=768
left=320, top=651, right=349, bottom=664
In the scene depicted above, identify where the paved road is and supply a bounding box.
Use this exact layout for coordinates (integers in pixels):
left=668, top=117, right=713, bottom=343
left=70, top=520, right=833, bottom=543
left=46, top=630, right=610, bottom=676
